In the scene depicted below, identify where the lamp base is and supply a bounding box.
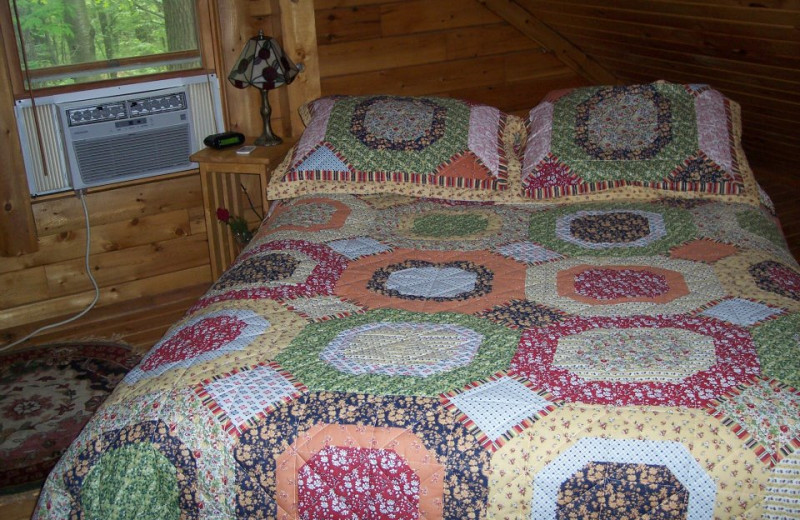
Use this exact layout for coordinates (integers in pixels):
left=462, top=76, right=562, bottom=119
left=256, top=88, right=283, bottom=147
left=254, top=133, right=283, bottom=146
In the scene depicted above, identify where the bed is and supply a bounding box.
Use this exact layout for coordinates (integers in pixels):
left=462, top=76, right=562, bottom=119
left=35, top=83, right=800, bottom=519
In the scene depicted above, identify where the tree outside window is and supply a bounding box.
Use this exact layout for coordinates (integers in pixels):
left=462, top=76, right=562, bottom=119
left=9, top=0, right=201, bottom=89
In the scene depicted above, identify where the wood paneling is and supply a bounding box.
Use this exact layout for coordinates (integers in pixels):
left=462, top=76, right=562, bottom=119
left=0, top=209, right=194, bottom=274
left=448, top=71, right=585, bottom=116
left=1, top=263, right=211, bottom=333
left=0, top=174, right=212, bottom=344
left=478, top=0, right=617, bottom=84
left=1, top=283, right=209, bottom=354
left=277, top=0, right=322, bottom=136
left=31, top=176, right=202, bottom=235
left=43, top=234, right=208, bottom=297
left=316, top=0, right=587, bottom=114
left=380, top=0, right=501, bottom=35
left=317, top=5, right=383, bottom=43
left=0, top=490, right=38, bottom=520
left=498, top=0, right=800, bottom=168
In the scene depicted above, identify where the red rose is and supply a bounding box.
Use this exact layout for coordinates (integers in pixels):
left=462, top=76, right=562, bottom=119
left=216, top=207, right=230, bottom=222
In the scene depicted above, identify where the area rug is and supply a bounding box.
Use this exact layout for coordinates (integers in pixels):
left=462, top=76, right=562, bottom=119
left=0, top=342, right=141, bottom=495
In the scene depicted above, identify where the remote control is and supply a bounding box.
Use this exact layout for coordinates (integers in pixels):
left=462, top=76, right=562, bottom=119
left=236, top=145, right=256, bottom=155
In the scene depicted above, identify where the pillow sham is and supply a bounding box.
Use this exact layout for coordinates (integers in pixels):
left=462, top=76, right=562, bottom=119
left=268, top=95, right=523, bottom=201
left=520, top=81, right=759, bottom=205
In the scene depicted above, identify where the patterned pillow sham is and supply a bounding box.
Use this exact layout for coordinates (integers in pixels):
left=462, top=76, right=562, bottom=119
left=520, top=81, right=760, bottom=205
left=268, top=95, right=524, bottom=202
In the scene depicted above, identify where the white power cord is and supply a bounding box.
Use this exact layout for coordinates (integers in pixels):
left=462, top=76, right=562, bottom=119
left=0, top=190, right=100, bottom=352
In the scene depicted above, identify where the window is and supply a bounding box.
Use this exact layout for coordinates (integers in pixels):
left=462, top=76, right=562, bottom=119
left=8, top=0, right=201, bottom=90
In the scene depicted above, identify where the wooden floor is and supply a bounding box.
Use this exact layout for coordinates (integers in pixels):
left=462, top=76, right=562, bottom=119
left=1, top=283, right=209, bottom=357
left=0, top=161, right=797, bottom=520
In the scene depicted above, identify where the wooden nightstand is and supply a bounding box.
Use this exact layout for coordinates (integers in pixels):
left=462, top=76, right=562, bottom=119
left=191, top=138, right=296, bottom=280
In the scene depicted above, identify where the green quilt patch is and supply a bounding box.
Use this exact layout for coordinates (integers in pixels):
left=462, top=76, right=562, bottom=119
left=736, top=208, right=786, bottom=248
left=275, top=308, right=520, bottom=396
left=753, top=313, right=800, bottom=388
left=550, top=83, right=699, bottom=182
left=528, top=202, right=697, bottom=256
left=81, top=444, right=181, bottom=520
left=411, top=212, right=490, bottom=237
left=326, top=96, right=470, bottom=174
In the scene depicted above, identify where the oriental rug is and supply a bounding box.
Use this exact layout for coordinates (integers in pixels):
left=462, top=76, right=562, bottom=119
left=0, top=342, right=140, bottom=495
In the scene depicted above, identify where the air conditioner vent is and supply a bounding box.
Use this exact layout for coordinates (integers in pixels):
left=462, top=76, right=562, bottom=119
left=73, top=124, right=192, bottom=184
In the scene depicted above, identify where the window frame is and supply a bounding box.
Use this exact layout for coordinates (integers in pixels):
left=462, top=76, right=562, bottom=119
left=0, top=0, right=216, bottom=99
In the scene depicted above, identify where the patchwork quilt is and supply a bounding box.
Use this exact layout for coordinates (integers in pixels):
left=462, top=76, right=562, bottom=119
left=35, top=191, right=800, bottom=519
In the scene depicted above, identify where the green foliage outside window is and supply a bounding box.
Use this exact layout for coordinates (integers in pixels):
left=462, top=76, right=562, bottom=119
left=10, top=0, right=200, bottom=88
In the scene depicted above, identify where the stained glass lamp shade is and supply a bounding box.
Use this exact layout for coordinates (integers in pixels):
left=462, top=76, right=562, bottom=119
left=228, top=30, right=300, bottom=146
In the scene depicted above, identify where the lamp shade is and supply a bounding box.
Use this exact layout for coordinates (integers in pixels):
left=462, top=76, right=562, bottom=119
left=228, top=31, right=299, bottom=91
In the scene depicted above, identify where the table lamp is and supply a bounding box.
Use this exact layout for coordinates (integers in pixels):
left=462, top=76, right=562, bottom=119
left=228, top=30, right=300, bottom=146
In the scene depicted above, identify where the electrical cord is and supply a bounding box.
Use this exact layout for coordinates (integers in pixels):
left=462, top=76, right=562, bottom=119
left=0, top=190, right=100, bottom=352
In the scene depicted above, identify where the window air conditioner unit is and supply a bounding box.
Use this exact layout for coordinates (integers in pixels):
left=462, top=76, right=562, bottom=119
left=58, top=87, right=194, bottom=189
left=15, top=74, right=223, bottom=196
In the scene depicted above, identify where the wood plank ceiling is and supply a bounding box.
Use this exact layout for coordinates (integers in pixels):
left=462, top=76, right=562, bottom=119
left=481, top=0, right=800, bottom=170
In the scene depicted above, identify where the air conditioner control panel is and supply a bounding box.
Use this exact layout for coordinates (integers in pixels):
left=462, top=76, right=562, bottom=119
left=65, top=92, right=188, bottom=127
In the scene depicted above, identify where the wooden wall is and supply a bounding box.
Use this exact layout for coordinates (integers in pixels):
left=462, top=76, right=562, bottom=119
left=499, top=0, right=800, bottom=169
left=314, top=0, right=587, bottom=116
left=0, top=175, right=213, bottom=349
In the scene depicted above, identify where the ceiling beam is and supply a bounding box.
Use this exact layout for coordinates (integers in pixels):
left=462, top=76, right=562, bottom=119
left=477, top=0, right=617, bottom=85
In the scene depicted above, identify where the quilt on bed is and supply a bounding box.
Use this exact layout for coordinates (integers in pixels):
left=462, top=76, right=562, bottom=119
left=35, top=192, right=800, bottom=519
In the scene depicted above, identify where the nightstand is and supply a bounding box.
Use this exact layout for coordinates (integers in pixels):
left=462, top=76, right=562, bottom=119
left=191, top=139, right=296, bottom=280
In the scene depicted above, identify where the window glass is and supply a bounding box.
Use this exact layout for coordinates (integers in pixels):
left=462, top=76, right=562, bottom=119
left=10, top=0, right=200, bottom=89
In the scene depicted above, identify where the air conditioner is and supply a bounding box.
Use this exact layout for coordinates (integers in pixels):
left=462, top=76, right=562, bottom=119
left=58, top=87, right=194, bottom=189
left=15, top=74, right=223, bottom=195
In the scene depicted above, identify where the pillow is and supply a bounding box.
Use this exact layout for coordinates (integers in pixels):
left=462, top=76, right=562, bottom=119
left=268, top=95, right=524, bottom=201
left=520, top=81, right=759, bottom=205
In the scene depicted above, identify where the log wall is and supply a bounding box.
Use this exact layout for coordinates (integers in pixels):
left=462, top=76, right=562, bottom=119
left=0, top=175, right=212, bottom=349
left=314, top=0, right=587, bottom=116
left=503, top=0, right=800, bottom=169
